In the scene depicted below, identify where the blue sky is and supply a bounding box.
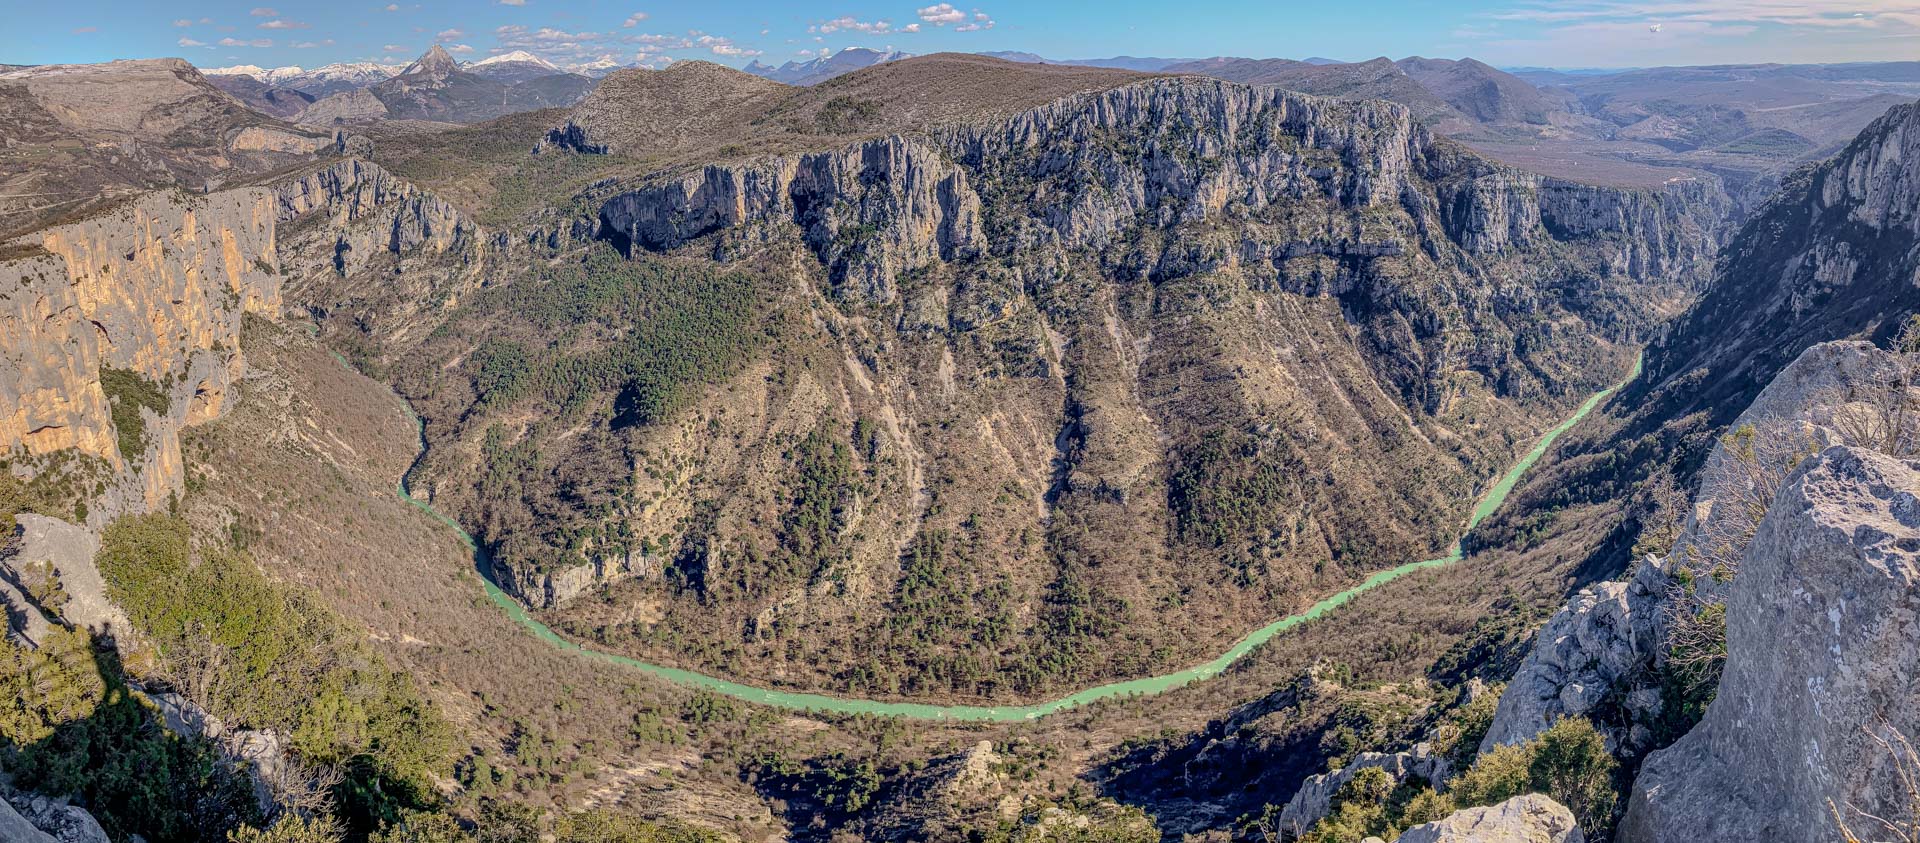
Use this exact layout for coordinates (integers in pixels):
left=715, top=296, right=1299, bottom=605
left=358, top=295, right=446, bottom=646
left=12, top=1, right=1920, bottom=70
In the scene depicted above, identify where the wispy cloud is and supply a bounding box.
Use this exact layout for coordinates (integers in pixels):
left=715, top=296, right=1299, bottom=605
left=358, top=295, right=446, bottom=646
left=258, top=19, right=309, bottom=29
left=436, top=28, right=464, bottom=41
left=623, top=12, right=648, bottom=27
left=1475, top=0, right=1920, bottom=63
left=178, top=37, right=206, bottom=47
left=249, top=7, right=277, bottom=16
left=219, top=37, right=274, bottom=47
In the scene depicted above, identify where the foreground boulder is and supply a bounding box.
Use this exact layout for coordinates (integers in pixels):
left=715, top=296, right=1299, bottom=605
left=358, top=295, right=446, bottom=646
left=1394, top=794, right=1583, bottom=843
left=1620, top=445, right=1920, bottom=840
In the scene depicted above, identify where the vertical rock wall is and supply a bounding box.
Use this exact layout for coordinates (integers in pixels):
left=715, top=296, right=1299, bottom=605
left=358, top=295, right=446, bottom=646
left=0, top=189, right=281, bottom=520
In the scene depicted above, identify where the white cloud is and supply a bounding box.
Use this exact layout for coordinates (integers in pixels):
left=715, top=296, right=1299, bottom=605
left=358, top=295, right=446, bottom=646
left=291, top=39, right=334, bottom=48
left=917, top=3, right=966, bottom=24
left=447, top=43, right=473, bottom=53
left=813, top=15, right=892, bottom=34
left=249, top=7, right=277, bottom=15
left=497, top=0, right=526, bottom=5
left=173, top=18, right=193, bottom=27
left=382, top=43, right=408, bottom=52
left=383, top=3, right=399, bottom=9
left=258, top=19, right=309, bottom=29
left=956, top=11, right=995, bottom=31
left=623, top=12, right=649, bottom=27
left=178, top=37, right=206, bottom=47
left=436, top=28, right=464, bottom=41
left=219, top=37, right=274, bottom=47
left=902, top=23, right=921, bottom=32
left=696, top=34, right=762, bottom=56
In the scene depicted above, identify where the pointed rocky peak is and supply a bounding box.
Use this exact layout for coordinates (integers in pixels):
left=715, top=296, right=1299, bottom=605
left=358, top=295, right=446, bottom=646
left=401, top=45, right=458, bottom=77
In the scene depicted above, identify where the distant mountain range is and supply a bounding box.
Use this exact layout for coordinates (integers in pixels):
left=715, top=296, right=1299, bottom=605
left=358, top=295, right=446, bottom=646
left=743, top=47, right=910, bottom=85
left=203, top=46, right=608, bottom=125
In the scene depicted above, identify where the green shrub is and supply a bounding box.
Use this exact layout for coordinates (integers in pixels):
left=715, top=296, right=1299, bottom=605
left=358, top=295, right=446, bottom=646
left=0, top=629, right=256, bottom=842
left=99, top=366, right=171, bottom=462
left=1448, top=717, right=1618, bottom=837
left=229, top=815, right=344, bottom=843
left=96, top=513, right=455, bottom=834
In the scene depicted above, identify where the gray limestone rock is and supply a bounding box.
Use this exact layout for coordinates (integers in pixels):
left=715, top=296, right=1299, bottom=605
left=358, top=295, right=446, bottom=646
left=1395, top=794, right=1584, bottom=843
left=10, top=795, right=109, bottom=843
left=0, top=515, right=123, bottom=639
left=1620, top=445, right=1920, bottom=841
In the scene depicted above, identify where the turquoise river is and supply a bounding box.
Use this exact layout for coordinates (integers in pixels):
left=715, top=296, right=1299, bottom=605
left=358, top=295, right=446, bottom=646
left=382, top=350, right=1642, bottom=722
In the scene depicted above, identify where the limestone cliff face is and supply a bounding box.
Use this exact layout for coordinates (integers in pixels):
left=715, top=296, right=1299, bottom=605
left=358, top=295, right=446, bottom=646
left=1620, top=444, right=1920, bottom=841
left=1479, top=342, right=1912, bottom=756
left=270, top=157, right=600, bottom=350
left=599, top=135, right=983, bottom=303
left=272, top=157, right=484, bottom=269
left=0, top=189, right=281, bottom=519
left=598, top=78, right=1726, bottom=309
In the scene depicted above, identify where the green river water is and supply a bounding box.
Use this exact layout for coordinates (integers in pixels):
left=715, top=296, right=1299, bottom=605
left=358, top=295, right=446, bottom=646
left=383, top=351, right=1642, bottom=722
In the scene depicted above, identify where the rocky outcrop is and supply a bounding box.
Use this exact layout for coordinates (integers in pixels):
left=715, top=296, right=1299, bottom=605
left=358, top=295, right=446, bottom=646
left=0, top=514, right=123, bottom=640
left=0, top=798, right=59, bottom=843
left=227, top=125, right=331, bottom=154
left=149, top=690, right=293, bottom=815
left=1395, top=794, right=1584, bottom=843
left=1480, top=341, right=1914, bottom=754
left=1477, top=559, right=1670, bottom=755
left=1619, top=445, right=1920, bottom=841
left=1275, top=744, right=1451, bottom=837
left=6, top=794, right=109, bottom=843
left=0, top=189, right=281, bottom=520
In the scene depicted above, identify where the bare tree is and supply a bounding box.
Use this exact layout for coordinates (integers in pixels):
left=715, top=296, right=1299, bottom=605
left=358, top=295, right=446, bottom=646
left=1683, top=420, right=1820, bottom=581
left=257, top=753, right=344, bottom=821
left=1832, top=723, right=1920, bottom=843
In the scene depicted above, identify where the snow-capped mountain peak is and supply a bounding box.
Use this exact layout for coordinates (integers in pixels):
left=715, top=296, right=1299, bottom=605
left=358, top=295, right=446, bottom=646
left=205, top=64, right=306, bottom=84
left=470, top=50, right=560, bottom=72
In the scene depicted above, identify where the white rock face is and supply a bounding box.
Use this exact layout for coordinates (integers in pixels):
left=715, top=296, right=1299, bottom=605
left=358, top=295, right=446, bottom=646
left=1477, top=559, right=1670, bottom=755
left=0, top=515, right=124, bottom=639
left=0, top=798, right=59, bottom=843
left=1480, top=341, right=1917, bottom=755
left=1394, top=794, right=1584, bottom=843
left=1620, top=445, right=1920, bottom=841
left=9, top=795, right=109, bottom=843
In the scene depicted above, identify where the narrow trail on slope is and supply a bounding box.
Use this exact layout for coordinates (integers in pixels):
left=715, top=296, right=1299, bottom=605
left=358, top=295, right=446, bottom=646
left=379, top=348, right=1642, bottom=721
